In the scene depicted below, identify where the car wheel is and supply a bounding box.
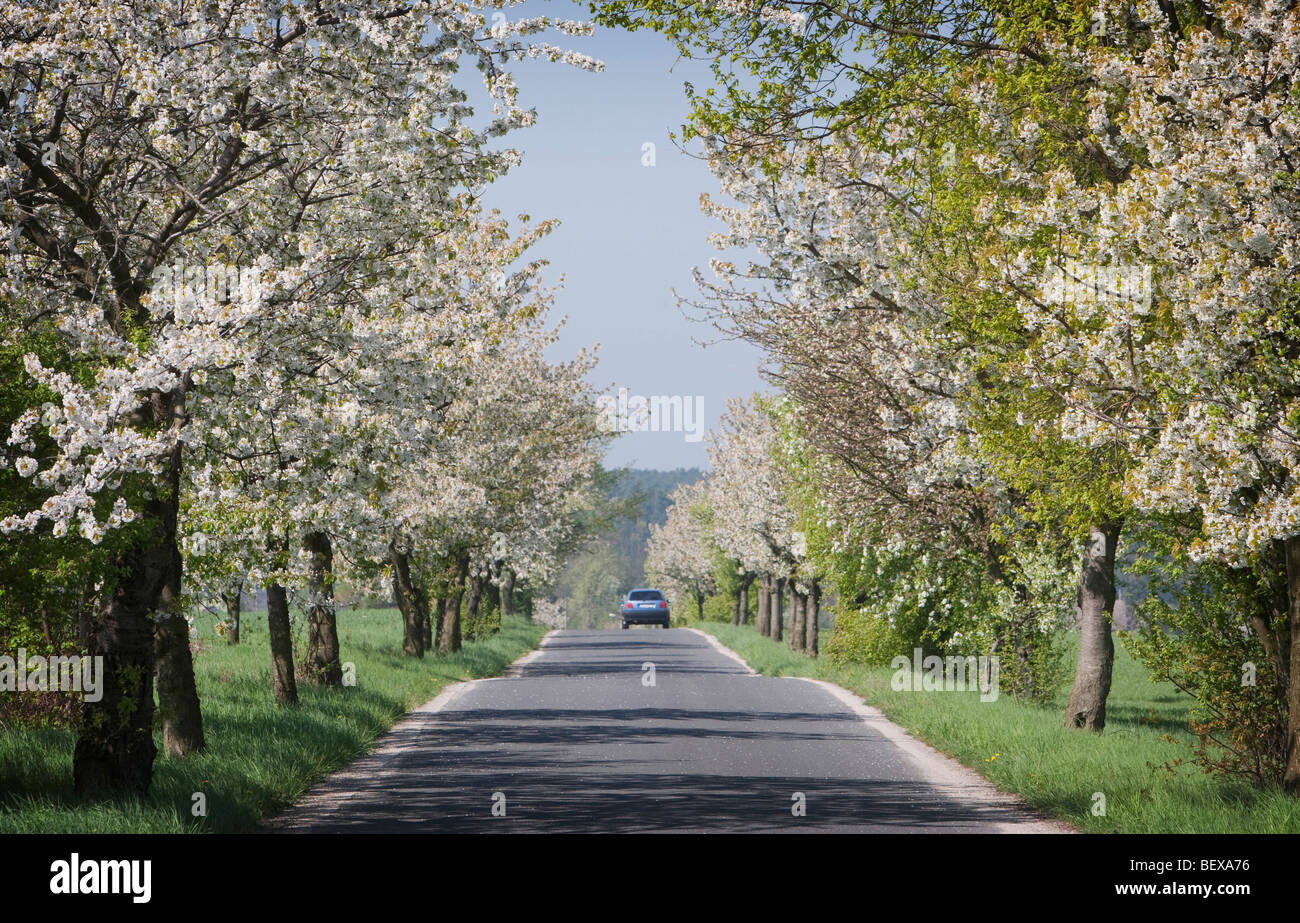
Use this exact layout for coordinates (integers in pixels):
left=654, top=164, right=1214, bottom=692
left=622, top=621, right=629, bottom=630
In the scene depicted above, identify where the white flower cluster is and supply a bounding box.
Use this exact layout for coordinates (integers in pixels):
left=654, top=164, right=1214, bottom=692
left=1, top=0, right=611, bottom=610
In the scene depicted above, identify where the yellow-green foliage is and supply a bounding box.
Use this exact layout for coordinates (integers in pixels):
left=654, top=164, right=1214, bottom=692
left=824, top=606, right=912, bottom=667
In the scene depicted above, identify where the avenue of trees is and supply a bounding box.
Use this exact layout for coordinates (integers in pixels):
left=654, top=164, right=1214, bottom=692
left=5, top=0, right=1300, bottom=807
left=0, top=1, right=609, bottom=794
left=624, top=0, right=1300, bottom=792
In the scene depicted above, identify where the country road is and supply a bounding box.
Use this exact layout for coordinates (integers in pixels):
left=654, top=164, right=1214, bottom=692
left=263, top=628, right=1068, bottom=833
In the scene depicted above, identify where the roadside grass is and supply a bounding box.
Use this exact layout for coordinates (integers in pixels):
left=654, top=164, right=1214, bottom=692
left=695, top=622, right=1300, bottom=834
left=0, top=610, right=547, bottom=833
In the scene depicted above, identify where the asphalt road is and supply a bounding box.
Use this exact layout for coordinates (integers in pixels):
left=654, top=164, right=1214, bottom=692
left=263, top=628, right=1065, bottom=833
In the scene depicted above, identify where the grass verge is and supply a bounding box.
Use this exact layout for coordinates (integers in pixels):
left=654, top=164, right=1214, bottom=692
left=0, top=610, right=547, bottom=833
left=695, top=622, right=1300, bottom=834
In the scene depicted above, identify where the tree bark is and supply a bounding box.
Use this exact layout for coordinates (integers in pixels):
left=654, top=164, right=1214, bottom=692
left=428, top=596, right=441, bottom=652
left=1064, top=521, right=1121, bottom=732
left=391, top=542, right=424, bottom=657
left=412, top=584, right=430, bottom=649
left=756, top=574, right=770, bottom=636
left=75, top=429, right=195, bottom=792
left=73, top=529, right=166, bottom=794
left=155, top=605, right=206, bottom=758
left=788, top=585, right=805, bottom=653
left=696, top=591, right=705, bottom=622
left=153, top=441, right=206, bottom=759
left=739, top=574, right=752, bottom=625
left=772, top=576, right=785, bottom=641
left=731, top=585, right=743, bottom=625
left=805, top=581, right=820, bottom=657
left=266, top=582, right=298, bottom=705
left=438, top=553, right=469, bottom=654
left=1282, top=536, right=1300, bottom=793
left=500, top=568, right=516, bottom=620
left=303, top=531, right=342, bottom=686
left=221, top=580, right=242, bottom=645
left=465, top=572, right=484, bottom=632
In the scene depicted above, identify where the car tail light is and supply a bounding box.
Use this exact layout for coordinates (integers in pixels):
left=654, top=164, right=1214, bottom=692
left=658, top=601, right=666, bottom=608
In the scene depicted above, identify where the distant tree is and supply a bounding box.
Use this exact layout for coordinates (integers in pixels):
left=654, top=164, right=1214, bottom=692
left=645, top=480, right=717, bottom=620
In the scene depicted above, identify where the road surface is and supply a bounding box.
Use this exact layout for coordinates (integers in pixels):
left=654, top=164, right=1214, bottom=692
left=263, top=628, right=1066, bottom=833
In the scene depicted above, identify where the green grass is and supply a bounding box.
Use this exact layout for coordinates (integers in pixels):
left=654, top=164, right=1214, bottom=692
left=0, top=609, right=547, bottom=833
left=696, top=622, right=1300, bottom=834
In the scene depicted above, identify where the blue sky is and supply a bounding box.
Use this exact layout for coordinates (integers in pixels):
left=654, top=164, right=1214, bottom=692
left=477, top=0, right=769, bottom=471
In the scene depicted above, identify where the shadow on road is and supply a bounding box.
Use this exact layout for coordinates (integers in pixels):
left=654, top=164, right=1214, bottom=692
left=265, top=770, right=1029, bottom=832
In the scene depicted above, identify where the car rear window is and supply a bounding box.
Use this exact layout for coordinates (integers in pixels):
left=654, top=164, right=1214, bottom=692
left=628, top=590, right=664, bottom=601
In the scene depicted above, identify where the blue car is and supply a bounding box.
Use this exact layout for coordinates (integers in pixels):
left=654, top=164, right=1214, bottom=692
left=620, top=588, right=671, bottom=629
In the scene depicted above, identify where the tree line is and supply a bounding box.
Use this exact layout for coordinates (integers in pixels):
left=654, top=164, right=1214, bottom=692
left=0, top=1, right=608, bottom=794
left=624, top=0, right=1300, bottom=792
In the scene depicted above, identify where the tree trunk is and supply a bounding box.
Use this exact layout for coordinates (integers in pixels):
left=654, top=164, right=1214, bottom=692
left=789, top=585, right=805, bottom=653
left=805, top=581, right=820, bottom=657
left=465, top=572, right=484, bottom=632
left=438, top=593, right=460, bottom=654
left=428, top=596, right=441, bottom=652
left=756, top=574, right=770, bottom=636
left=438, top=553, right=469, bottom=654
left=1282, top=536, right=1300, bottom=793
left=221, top=580, right=242, bottom=645
left=500, top=568, right=516, bottom=620
left=266, top=582, right=298, bottom=706
left=739, top=574, right=752, bottom=625
left=73, top=530, right=167, bottom=793
left=696, top=591, right=705, bottom=622
left=412, top=584, right=430, bottom=649
left=391, top=542, right=424, bottom=657
left=155, top=606, right=206, bottom=758
left=303, top=531, right=342, bottom=686
left=1064, top=521, right=1121, bottom=732
left=731, top=585, right=743, bottom=625
left=154, top=448, right=206, bottom=758
left=772, top=576, right=785, bottom=641
left=75, top=429, right=198, bottom=792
